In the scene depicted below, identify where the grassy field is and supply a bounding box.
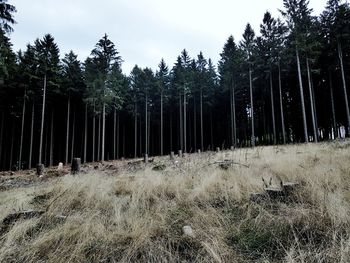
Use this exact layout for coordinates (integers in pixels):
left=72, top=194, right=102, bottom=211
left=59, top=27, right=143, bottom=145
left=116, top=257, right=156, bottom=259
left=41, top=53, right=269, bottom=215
left=1, top=141, right=350, bottom=262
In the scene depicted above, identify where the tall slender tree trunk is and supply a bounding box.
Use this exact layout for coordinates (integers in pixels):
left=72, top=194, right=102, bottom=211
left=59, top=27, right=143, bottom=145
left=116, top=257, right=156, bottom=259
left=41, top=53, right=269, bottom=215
left=38, top=74, right=47, bottom=164
left=19, top=88, right=26, bottom=170
left=306, top=58, right=318, bottom=142
left=329, top=72, right=337, bottom=139
left=210, top=111, right=214, bottom=150
left=278, top=61, right=286, bottom=144
left=179, top=93, right=183, bottom=151
left=9, top=119, right=14, bottom=171
left=233, top=83, right=237, bottom=147
left=49, top=110, right=54, bottom=166
left=102, top=102, right=105, bottom=162
left=65, top=93, right=70, bottom=165
left=160, top=91, right=164, bottom=155
left=29, top=103, right=34, bottom=169
left=200, top=89, right=204, bottom=151
left=92, top=100, right=96, bottom=162
left=134, top=102, right=137, bottom=158
left=122, top=124, right=125, bottom=158
left=249, top=65, right=255, bottom=147
left=148, top=111, right=151, bottom=155
left=170, top=112, right=173, bottom=151
left=296, top=48, right=308, bottom=143
left=71, top=111, right=76, bottom=162
left=84, top=103, right=87, bottom=163
left=145, top=93, right=148, bottom=155
left=44, top=123, right=48, bottom=166
left=184, top=90, right=187, bottom=153
left=116, top=113, right=120, bottom=159
left=193, top=96, right=197, bottom=151
left=97, top=113, right=101, bottom=161
left=0, top=112, right=4, bottom=169
left=270, top=71, right=276, bottom=145
left=311, top=75, right=318, bottom=139
left=338, top=41, right=350, bottom=135
left=230, top=85, right=234, bottom=147
left=139, top=115, right=142, bottom=156
left=113, top=107, right=116, bottom=160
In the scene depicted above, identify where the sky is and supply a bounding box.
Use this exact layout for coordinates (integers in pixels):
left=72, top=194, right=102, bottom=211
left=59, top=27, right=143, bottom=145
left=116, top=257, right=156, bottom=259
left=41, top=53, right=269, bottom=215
left=10, top=0, right=327, bottom=74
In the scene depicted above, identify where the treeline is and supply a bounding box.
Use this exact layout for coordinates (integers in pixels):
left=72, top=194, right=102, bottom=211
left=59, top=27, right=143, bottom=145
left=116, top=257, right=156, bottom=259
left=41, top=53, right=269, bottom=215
left=0, top=0, right=350, bottom=170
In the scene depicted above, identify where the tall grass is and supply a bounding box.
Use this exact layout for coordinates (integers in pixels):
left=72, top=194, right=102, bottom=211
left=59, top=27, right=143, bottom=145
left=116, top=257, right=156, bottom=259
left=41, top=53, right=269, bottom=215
left=0, top=141, right=350, bottom=262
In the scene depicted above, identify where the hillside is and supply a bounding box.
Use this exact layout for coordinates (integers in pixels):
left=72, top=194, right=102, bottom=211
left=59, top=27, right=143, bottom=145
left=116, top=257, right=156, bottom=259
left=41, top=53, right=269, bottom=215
left=1, top=141, right=350, bottom=262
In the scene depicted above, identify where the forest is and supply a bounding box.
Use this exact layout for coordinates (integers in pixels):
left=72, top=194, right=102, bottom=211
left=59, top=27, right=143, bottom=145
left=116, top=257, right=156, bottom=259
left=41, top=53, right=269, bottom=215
left=0, top=0, right=349, bottom=171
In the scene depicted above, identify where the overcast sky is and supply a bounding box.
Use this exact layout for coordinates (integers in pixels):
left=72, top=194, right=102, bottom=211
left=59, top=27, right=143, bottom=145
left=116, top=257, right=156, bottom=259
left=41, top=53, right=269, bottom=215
left=10, top=0, right=327, bottom=74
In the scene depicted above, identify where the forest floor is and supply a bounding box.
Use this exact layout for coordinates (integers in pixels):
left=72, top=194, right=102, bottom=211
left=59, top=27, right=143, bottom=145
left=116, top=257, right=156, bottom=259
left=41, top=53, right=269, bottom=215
left=1, top=140, right=350, bottom=262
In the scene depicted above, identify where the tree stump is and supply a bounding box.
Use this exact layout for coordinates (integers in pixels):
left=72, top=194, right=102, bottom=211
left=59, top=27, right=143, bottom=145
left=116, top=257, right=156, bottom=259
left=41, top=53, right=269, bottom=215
left=170, top=151, right=175, bottom=160
left=57, top=162, right=63, bottom=170
left=198, top=149, right=201, bottom=154
left=71, top=158, right=81, bottom=174
left=216, top=147, right=220, bottom=153
left=36, top=164, right=44, bottom=176
left=178, top=150, right=182, bottom=157
left=230, top=146, right=235, bottom=151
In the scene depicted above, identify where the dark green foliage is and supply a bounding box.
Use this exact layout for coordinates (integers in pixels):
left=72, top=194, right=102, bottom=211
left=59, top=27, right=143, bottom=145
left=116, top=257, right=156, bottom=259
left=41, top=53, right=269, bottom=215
left=1, top=0, right=350, bottom=169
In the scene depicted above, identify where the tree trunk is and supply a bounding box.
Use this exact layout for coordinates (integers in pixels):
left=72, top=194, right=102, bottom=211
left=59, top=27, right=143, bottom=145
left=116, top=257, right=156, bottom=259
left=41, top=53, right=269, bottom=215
left=38, top=74, right=47, bottom=164
left=230, top=85, right=234, bottom=147
left=278, top=61, right=286, bottom=144
left=160, top=91, right=164, bottom=155
left=9, top=119, right=14, bottom=171
left=44, top=122, right=48, bottom=166
left=179, top=93, right=183, bottom=151
left=148, top=111, right=151, bottom=155
left=84, top=103, right=87, bottom=163
left=306, top=58, right=318, bottom=142
left=71, top=111, right=76, bottom=162
left=249, top=65, right=255, bottom=147
left=49, top=110, right=54, bottom=167
left=117, top=113, right=120, bottom=159
left=329, top=72, right=337, bottom=139
left=0, top=112, right=4, bottom=169
left=102, top=102, right=105, bottom=162
left=232, top=82, right=237, bottom=148
left=122, top=123, right=125, bottom=158
left=311, top=73, right=319, bottom=140
left=145, top=93, right=148, bottom=155
left=170, top=112, right=173, bottom=152
left=193, top=95, right=197, bottom=151
left=113, top=107, right=116, bottom=160
left=97, top=112, right=101, bottom=161
left=92, top=100, right=96, bottom=162
left=184, top=90, right=187, bottom=153
left=29, top=103, right=34, bottom=169
left=134, top=102, right=137, bottom=158
left=270, top=71, right=276, bottom=145
left=338, top=41, right=350, bottom=135
left=210, top=111, right=214, bottom=150
left=19, top=88, right=26, bottom=170
left=139, top=113, right=142, bottom=156
left=296, top=48, right=308, bottom=143
left=200, top=88, right=204, bottom=151
left=65, top=93, right=70, bottom=165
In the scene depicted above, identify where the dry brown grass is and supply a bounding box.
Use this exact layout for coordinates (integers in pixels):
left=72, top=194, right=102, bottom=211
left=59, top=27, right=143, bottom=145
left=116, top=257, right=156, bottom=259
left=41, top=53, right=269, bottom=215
left=1, top=140, right=350, bottom=262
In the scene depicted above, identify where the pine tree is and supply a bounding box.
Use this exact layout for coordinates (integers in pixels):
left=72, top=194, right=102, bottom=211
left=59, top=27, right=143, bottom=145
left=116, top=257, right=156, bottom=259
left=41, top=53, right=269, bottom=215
left=0, top=0, right=16, bottom=33
left=281, top=0, right=314, bottom=142
left=62, top=51, right=84, bottom=164
left=90, top=34, right=122, bottom=161
left=240, top=24, right=256, bottom=146
left=156, top=59, right=169, bottom=155
left=34, top=34, right=60, bottom=165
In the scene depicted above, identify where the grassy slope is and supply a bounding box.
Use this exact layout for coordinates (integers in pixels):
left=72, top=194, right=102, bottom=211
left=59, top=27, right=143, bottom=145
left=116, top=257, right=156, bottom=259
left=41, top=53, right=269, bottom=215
left=1, top=141, right=350, bottom=262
